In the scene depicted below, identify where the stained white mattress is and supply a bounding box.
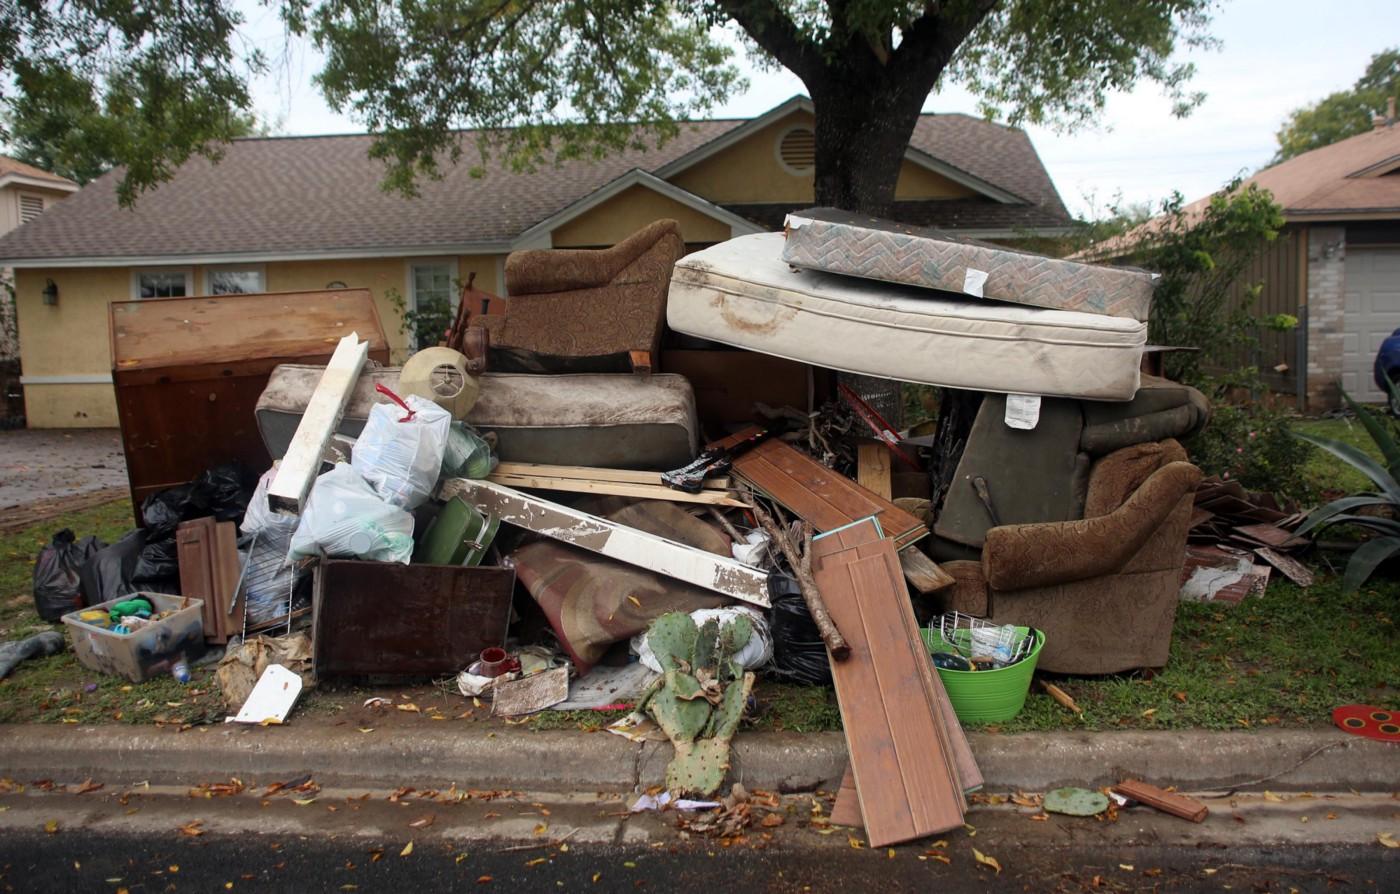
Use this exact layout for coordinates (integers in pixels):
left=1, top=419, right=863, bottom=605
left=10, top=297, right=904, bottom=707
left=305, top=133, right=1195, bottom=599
left=668, top=233, right=1146, bottom=401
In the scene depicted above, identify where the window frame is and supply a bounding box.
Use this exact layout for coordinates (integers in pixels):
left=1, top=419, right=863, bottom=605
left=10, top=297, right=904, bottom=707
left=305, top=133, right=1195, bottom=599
left=405, top=258, right=460, bottom=312
left=203, top=263, right=267, bottom=296
left=130, top=266, right=195, bottom=300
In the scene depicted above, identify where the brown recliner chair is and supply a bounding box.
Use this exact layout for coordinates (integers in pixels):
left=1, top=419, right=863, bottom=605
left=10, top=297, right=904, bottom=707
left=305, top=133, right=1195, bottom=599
left=470, top=219, right=685, bottom=373
left=940, top=439, right=1202, bottom=675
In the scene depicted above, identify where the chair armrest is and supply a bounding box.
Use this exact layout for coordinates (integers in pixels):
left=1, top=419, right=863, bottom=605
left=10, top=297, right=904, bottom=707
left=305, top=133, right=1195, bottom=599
left=982, top=461, right=1201, bottom=592
left=505, top=220, right=681, bottom=295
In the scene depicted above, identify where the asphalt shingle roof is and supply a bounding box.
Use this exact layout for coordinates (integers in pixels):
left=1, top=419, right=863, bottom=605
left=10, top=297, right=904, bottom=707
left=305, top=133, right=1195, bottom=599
left=0, top=108, right=1070, bottom=262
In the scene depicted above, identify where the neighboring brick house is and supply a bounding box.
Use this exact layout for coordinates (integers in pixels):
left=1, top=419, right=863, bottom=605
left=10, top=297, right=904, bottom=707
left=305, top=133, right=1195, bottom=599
left=1089, top=109, right=1400, bottom=410
left=0, top=96, right=1072, bottom=428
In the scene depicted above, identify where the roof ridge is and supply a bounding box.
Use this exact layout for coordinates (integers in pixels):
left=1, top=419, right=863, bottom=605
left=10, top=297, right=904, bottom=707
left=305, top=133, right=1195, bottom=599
left=230, top=116, right=751, bottom=143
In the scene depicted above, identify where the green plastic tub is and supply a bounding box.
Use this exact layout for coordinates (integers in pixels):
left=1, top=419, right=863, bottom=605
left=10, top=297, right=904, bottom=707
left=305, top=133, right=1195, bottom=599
left=920, top=626, right=1045, bottom=724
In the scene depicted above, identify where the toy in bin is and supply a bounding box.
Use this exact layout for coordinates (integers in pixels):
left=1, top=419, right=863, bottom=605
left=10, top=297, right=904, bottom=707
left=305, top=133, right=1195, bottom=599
left=61, top=592, right=205, bottom=683
left=922, top=612, right=1044, bottom=723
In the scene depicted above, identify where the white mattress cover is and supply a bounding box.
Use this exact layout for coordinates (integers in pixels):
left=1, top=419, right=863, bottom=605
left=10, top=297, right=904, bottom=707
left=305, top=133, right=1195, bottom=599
left=668, top=233, right=1145, bottom=401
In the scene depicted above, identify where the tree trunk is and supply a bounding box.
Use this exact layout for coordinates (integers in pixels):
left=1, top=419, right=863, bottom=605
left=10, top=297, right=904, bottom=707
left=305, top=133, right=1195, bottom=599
left=808, top=81, right=933, bottom=216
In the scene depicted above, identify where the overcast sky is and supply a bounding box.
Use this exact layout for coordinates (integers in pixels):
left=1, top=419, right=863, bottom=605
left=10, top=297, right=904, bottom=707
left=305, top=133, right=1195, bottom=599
left=241, top=0, right=1398, bottom=219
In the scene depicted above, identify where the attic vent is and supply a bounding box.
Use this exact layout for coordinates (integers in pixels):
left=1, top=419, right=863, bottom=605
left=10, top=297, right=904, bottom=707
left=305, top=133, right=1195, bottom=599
left=18, top=195, right=44, bottom=223
left=778, top=127, right=816, bottom=173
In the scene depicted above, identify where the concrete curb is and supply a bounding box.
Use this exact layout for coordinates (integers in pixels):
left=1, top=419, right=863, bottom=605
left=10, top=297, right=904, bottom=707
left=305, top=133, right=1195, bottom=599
left=1, top=724, right=1393, bottom=793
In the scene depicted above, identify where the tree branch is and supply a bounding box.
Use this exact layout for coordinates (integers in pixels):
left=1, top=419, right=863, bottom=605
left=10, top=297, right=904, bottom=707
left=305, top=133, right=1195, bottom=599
left=716, top=0, right=822, bottom=83
left=890, top=0, right=998, bottom=87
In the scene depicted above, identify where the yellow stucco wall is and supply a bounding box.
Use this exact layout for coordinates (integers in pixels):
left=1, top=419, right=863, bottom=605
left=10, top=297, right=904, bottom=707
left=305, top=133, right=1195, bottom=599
left=16, top=254, right=504, bottom=427
left=669, top=109, right=977, bottom=204
left=550, top=186, right=733, bottom=248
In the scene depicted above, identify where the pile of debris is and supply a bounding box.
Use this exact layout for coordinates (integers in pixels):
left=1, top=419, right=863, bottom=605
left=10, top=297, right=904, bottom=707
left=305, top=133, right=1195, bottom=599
left=29, top=207, right=1224, bottom=846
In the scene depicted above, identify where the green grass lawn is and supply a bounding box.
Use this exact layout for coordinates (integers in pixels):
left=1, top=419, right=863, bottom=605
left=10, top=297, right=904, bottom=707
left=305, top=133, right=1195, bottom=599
left=3, top=488, right=1396, bottom=734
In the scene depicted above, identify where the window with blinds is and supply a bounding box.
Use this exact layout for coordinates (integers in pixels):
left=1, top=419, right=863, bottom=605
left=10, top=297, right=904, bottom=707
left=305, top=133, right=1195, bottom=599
left=19, top=195, right=44, bottom=223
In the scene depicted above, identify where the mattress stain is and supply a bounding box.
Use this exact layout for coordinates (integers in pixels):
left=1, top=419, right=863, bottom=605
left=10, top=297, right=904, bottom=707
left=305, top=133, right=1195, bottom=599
left=713, top=294, right=795, bottom=337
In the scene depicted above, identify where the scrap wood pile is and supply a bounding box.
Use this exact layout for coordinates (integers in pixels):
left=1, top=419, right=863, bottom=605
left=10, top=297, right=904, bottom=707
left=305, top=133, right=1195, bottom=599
left=1182, top=477, right=1313, bottom=599
left=29, top=206, right=1227, bottom=847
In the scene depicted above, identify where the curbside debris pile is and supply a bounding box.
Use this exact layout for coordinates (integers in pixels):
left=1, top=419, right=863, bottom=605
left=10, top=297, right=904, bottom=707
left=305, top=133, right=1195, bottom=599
left=23, top=207, right=1268, bottom=848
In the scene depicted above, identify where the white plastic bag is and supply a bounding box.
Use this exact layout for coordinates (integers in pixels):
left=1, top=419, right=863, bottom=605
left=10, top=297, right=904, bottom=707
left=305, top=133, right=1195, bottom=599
left=244, top=463, right=299, bottom=536
left=289, top=464, right=415, bottom=564
left=634, top=606, right=772, bottom=673
left=351, top=390, right=451, bottom=509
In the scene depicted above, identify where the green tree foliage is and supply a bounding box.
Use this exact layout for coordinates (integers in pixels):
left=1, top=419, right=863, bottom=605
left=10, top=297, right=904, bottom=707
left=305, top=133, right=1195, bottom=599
left=1116, top=179, right=1286, bottom=384
left=3, top=1, right=1218, bottom=210
left=1274, top=48, right=1399, bottom=163
left=0, top=2, right=262, bottom=204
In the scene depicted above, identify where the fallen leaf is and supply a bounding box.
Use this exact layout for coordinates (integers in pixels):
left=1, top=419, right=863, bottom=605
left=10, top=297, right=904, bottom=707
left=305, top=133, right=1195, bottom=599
left=887, top=848, right=896, bottom=859
left=409, top=815, right=435, bottom=829
left=358, top=728, right=375, bottom=734
left=592, top=872, right=601, bottom=883
left=1120, top=864, right=1135, bottom=871
left=75, top=779, right=103, bottom=794
left=848, top=837, right=863, bottom=849
left=455, top=853, right=468, bottom=864
left=1263, top=791, right=1284, bottom=802
left=1140, top=709, right=1156, bottom=719
left=400, top=841, right=414, bottom=857
left=477, top=876, right=492, bottom=884
left=1029, top=813, right=1049, bottom=821
left=761, top=813, right=784, bottom=827
left=169, top=865, right=179, bottom=873
left=623, top=861, right=637, bottom=869
left=972, top=848, right=1000, bottom=875
left=525, top=858, right=547, bottom=867
left=1378, top=832, right=1399, bottom=848
left=398, top=703, right=420, bottom=713
left=293, top=798, right=317, bottom=807
left=43, top=820, right=58, bottom=834
left=179, top=820, right=205, bottom=837
left=533, top=822, right=548, bottom=836
left=928, top=854, right=951, bottom=865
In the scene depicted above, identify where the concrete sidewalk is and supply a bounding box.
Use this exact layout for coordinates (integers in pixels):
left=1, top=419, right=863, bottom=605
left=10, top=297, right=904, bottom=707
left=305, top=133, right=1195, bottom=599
left=1, top=724, right=1393, bottom=794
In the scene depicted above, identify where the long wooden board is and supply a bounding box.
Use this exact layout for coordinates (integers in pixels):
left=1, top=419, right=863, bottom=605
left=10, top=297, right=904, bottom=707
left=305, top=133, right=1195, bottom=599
left=268, top=332, right=369, bottom=513
left=726, top=435, right=927, bottom=549
left=812, top=521, right=964, bottom=846
left=440, top=478, right=770, bottom=607
left=489, top=462, right=745, bottom=507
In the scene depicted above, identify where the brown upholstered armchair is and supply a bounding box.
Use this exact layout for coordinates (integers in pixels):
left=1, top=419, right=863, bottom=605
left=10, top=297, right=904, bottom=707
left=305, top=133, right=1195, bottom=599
left=940, top=440, right=1202, bottom=675
left=470, top=219, right=685, bottom=373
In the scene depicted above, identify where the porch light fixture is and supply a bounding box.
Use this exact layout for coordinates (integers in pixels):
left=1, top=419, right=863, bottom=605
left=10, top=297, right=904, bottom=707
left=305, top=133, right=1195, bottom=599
left=41, top=279, right=59, bottom=306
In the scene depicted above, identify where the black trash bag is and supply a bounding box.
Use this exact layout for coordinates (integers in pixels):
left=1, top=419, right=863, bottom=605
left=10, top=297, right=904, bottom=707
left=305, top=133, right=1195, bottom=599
left=193, top=462, right=253, bottom=524
left=134, top=536, right=180, bottom=583
left=765, top=574, right=833, bottom=687
left=32, top=529, right=106, bottom=621
left=78, top=529, right=149, bottom=607
left=140, top=484, right=195, bottom=537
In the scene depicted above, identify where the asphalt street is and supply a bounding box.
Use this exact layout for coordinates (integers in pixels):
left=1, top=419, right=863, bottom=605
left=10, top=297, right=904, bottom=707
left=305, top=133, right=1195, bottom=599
left=1, top=830, right=1395, bottom=893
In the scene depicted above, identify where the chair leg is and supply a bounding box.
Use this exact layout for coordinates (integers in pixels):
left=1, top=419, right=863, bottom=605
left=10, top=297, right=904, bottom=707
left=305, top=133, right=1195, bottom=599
left=629, top=350, right=652, bottom=376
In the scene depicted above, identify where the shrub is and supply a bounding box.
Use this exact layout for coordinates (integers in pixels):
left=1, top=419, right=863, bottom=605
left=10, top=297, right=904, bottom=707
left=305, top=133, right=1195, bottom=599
left=1185, top=401, right=1314, bottom=503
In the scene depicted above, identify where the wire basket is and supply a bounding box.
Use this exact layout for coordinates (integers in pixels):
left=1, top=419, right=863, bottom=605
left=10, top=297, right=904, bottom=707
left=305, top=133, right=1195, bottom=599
left=931, top=611, right=1037, bottom=666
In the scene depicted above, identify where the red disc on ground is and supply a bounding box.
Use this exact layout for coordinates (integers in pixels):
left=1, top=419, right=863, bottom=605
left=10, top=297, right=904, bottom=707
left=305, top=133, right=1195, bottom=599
left=1332, top=704, right=1400, bottom=742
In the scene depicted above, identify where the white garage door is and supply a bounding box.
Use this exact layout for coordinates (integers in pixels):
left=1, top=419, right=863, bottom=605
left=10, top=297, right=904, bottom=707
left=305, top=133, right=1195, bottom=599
left=1341, top=246, right=1400, bottom=402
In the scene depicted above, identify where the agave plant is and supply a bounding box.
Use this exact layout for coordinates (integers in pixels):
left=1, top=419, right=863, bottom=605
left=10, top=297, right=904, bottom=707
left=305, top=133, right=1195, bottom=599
left=1293, top=386, right=1400, bottom=591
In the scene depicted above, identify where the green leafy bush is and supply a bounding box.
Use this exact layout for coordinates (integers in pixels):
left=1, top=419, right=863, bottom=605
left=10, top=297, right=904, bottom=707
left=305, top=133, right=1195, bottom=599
left=1185, top=402, right=1314, bottom=503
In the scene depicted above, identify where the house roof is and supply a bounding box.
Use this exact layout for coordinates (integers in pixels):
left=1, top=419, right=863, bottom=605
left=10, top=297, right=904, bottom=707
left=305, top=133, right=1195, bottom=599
left=1082, top=121, right=1400, bottom=259
left=0, top=98, right=1070, bottom=266
left=0, top=154, right=78, bottom=190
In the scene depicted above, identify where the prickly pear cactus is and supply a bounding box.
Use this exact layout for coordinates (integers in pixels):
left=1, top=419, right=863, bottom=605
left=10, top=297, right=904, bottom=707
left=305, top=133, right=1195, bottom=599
left=646, top=613, right=699, bottom=673
left=643, top=611, right=757, bottom=797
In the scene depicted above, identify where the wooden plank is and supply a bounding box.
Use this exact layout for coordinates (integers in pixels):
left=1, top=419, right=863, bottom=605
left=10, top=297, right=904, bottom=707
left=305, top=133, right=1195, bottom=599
left=728, top=436, right=927, bottom=548
left=176, top=518, right=217, bottom=642
left=439, top=478, right=771, bottom=607
left=492, top=462, right=731, bottom=491
left=812, top=523, right=964, bottom=846
left=268, top=332, right=370, bottom=514
left=488, top=473, right=745, bottom=506
left=1112, top=779, right=1209, bottom=823
left=898, top=547, right=955, bottom=595
left=211, top=521, right=243, bottom=645
left=857, top=442, right=893, bottom=500
left=1253, top=546, right=1314, bottom=587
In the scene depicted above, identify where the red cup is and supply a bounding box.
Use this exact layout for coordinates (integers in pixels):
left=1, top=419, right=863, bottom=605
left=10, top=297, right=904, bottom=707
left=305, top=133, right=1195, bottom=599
left=478, top=647, right=520, bottom=678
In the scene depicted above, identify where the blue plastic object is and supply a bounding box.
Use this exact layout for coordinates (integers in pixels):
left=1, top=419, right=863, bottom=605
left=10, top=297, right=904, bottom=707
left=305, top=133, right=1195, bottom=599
left=1373, top=327, right=1400, bottom=395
